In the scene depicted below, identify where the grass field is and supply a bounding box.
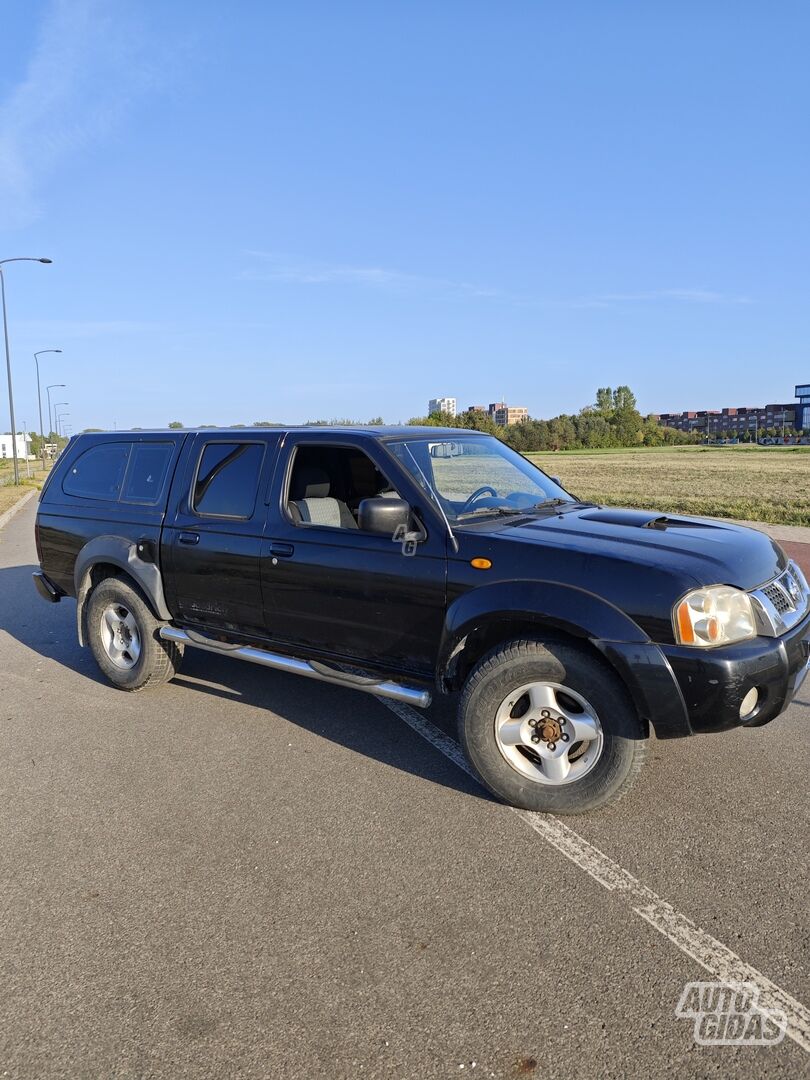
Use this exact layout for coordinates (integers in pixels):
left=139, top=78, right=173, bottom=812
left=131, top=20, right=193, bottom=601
left=526, top=445, right=810, bottom=526
left=1, top=447, right=808, bottom=529
left=0, top=460, right=50, bottom=518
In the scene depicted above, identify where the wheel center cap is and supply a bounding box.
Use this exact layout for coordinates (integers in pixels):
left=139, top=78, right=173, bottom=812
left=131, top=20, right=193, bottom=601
left=540, top=719, right=562, bottom=742
left=528, top=708, right=569, bottom=750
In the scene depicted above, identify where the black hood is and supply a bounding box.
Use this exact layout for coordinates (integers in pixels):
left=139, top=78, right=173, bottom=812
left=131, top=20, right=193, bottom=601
left=503, top=506, right=785, bottom=591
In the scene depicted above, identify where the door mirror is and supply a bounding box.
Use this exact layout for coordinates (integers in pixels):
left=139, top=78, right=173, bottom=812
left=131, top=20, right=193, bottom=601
left=358, top=497, right=411, bottom=537
left=550, top=476, right=561, bottom=487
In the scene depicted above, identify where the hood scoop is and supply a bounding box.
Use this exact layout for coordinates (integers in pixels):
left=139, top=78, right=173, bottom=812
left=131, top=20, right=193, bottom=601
left=577, top=508, right=716, bottom=531
left=643, top=515, right=709, bottom=531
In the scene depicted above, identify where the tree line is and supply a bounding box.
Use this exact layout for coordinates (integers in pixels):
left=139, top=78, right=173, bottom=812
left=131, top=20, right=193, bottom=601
left=76, top=389, right=712, bottom=450
left=408, top=386, right=700, bottom=451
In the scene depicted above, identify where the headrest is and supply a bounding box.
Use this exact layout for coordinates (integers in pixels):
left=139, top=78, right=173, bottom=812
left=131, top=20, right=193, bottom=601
left=292, top=466, right=330, bottom=500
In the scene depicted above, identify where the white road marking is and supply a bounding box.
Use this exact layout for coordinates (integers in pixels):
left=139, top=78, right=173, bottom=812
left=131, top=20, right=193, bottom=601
left=378, top=697, right=810, bottom=1054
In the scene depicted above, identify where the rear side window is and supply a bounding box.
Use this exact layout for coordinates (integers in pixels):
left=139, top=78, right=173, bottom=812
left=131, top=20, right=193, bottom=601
left=193, top=442, right=264, bottom=518
left=62, top=443, right=130, bottom=501
left=122, top=443, right=173, bottom=504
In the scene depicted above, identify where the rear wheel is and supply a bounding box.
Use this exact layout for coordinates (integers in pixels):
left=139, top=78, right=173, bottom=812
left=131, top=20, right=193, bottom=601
left=458, top=639, right=647, bottom=814
left=86, top=575, right=182, bottom=691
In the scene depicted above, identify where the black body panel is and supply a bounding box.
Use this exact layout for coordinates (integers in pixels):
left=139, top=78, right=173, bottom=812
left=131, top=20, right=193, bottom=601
left=161, top=432, right=281, bottom=636
left=261, top=432, right=447, bottom=675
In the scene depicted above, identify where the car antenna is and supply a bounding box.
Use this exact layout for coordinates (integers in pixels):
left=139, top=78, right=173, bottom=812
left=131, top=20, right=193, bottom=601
left=402, top=443, right=459, bottom=554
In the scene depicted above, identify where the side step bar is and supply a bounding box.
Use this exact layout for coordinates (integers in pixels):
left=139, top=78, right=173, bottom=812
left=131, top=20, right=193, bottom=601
left=159, top=626, right=432, bottom=709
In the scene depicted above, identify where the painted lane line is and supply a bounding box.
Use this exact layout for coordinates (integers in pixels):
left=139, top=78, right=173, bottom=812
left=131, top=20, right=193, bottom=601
left=377, top=697, right=810, bottom=1054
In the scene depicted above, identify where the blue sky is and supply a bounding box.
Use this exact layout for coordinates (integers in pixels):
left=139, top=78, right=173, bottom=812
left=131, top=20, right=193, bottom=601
left=1, top=1, right=808, bottom=433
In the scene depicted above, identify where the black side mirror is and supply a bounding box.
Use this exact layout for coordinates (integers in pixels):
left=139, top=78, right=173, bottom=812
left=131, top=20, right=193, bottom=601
left=550, top=476, right=561, bottom=487
left=358, top=497, right=411, bottom=537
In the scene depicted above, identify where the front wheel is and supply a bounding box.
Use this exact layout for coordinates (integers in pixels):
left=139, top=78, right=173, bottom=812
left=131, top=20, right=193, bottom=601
left=458, top=639, right=648, bottom=814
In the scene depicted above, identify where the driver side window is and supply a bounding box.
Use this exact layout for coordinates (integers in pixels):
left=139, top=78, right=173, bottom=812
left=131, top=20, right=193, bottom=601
left=285, top=445, right=402, bottom=531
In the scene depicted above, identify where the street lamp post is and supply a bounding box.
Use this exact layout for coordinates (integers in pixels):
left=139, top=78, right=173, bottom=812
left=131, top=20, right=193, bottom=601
left=0, top=257, right=53, bottom=484
left=34, top=349, right=62, bottom=464
left=46, top=384, right=66, bottom=445
left=21, top=420, right=30, bottom=479
left=54, top=405, right=69, bottom=438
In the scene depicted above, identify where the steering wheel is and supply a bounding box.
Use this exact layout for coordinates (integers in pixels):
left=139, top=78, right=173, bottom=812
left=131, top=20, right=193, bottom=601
left=460, top=486, right=498, bottom=513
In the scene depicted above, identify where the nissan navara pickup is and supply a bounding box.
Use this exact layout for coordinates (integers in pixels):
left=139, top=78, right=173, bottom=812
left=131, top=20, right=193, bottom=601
left=33, top=428, right=810, bottom=814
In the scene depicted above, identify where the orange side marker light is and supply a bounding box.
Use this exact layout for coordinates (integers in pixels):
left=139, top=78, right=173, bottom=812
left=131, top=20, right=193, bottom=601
left=471, top=558, right=492, bottom=570
left=676, top=601, right=695, bottom=644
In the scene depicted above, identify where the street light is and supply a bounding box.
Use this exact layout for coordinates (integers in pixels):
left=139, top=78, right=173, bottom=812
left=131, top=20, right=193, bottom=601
left=0, top=257, right=53, bottom=483
left=54, top=404, right=69, bottom=438
left=34, top=348, right=62, bottom=433
left=21, top=420, right=31, bottom=479
left=46, top=384, right=66, bottom=440
left=35, top=349, right=62, bottom=468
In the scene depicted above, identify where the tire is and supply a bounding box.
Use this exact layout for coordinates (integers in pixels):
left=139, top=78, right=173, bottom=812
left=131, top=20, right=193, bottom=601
left=86, top=574, right=182, bottom=692
left=458, top=638, right=648, bottom=814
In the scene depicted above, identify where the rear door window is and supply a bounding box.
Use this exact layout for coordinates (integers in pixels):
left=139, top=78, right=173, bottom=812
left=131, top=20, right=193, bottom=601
left=192, top=442, right=265, bottom=518
left=122, top=443, right=174, bottom=504
left=62, top=443, right=130, bottom=501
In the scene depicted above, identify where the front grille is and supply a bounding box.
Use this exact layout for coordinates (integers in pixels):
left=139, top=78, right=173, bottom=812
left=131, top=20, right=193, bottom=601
left=752, top=563, right=810, bottom=635
left=762, top=580, right=794, bottom=615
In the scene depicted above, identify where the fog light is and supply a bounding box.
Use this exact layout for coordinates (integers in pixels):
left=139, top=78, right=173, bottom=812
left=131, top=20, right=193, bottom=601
left=740, top=687, right=759, bottom=719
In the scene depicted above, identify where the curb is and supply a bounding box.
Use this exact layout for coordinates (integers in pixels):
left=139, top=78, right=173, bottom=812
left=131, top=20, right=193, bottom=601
left=0, top=487, right=37, bottom=532
left=716, top=518, right=810, bottom=546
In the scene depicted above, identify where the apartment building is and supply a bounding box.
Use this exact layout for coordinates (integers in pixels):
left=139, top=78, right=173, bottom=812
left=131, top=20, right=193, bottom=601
left=462, top=401, right=530, bottom=425
left=491, top=405, right=529, bottom=427
left=656, top=404, right=798, bottom=435
left=428, top=396, right=457, bottom=417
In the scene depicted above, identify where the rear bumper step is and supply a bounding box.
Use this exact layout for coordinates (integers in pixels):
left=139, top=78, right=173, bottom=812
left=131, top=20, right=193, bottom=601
left=32, top=571, right=61, bottom=603
left=159, top=626, right=432, bottom=708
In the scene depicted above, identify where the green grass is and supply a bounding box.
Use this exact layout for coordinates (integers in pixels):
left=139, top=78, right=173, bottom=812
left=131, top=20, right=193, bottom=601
left=0, top=460, right=51, bottom=518
left=525, top=445, right=810, bottom=526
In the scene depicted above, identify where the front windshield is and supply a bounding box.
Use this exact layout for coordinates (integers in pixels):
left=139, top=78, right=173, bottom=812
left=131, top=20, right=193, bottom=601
left=388, top=434, right=575, bottom=522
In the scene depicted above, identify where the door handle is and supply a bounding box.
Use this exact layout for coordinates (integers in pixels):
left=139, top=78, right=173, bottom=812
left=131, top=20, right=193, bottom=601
left=178, top=531, right=200, bottom=546
left=268, top=541, right=294, bottom=558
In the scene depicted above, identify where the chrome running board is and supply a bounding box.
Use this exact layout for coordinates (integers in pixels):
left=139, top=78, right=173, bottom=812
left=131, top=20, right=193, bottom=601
left=159, top=626, right=432, bottom=708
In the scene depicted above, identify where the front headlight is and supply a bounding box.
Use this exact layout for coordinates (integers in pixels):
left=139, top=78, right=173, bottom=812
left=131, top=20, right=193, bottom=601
left=673, top=585, right=756, bottom=647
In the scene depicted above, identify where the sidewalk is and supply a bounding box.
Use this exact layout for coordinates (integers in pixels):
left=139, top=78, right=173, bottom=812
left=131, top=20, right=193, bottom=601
left=0, top=488, right=37, bottom=532
left=730, top=519, right=810, bottom=545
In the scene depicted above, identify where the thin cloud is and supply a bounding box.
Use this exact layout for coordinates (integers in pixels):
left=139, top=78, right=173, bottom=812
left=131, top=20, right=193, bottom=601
left=244, top=254, right=750, bottom=310
left=592, top=289, right=752, bottom=306
left=0, top=0, right=165, bottom=229
left=243, top=251, right=502, bottom=299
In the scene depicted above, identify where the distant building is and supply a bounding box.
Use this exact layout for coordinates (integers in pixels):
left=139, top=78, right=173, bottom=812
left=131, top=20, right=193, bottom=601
left=428, top=396, right=457, bottom=417
left=466, top=404, right=487, bottom=414
left=656, top=385, right=810, bottom=435
left=0, top=433, right=32, bottom=459
left=656, top=402, right=798, bottom=436
left=796, top=383, right=810, bottom=429
left=488, top=402, right=529, bottom=426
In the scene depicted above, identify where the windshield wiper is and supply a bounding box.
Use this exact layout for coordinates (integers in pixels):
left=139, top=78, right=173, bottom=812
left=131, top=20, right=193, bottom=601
left=531, top=498, right=572, bottom=510
left=456, top=506, right=525, bottom=519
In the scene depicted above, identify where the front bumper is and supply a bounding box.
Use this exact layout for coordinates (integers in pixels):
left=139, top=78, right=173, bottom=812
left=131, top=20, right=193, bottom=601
left=596, top=608, right=810, bottom=738
left=661, top=607, right=810, bottom=734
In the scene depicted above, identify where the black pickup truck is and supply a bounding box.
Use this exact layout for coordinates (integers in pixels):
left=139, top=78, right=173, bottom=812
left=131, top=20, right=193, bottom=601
left=33, top=427, right=810, bottom=814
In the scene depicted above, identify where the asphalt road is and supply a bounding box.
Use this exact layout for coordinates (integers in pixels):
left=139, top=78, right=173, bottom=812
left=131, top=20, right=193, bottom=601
left=1, top=499, right=808, bottom=1079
